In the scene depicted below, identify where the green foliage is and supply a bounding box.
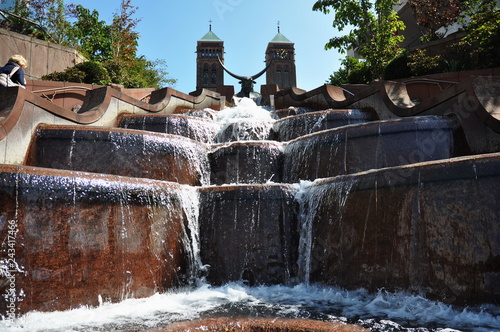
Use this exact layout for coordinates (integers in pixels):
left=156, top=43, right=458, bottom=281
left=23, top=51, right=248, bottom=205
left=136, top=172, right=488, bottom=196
left=441, top=41, right=474, bottom=72
left=41, top=61, right=111, bottom=85
left=336, top=0, right=500, bottom=81
left=327, top=56, right=372, bottom=85
left=0, top=0, right=72, bottom=43
left=31, top=1, right=177, bottom=88
left=103, top=57, right=176, bottom=89
left=463, top=5, right=500, bottom=69
left=29, top=0, right=71, bottom=44
left=43, top=57, right=177, bottom=89
left=383, top=1, right=500, bottom=78
left=313, top=0, right=405, bottom=79
left=75, top=61, right=111, bottom=85
left=407, top=49, right=445, bottom=76
left=67, top=4, right=113, bottom=62
left=41, top=66, right=86, bottom=83
left=0, top=0, right=40, bottom=37
left=109, top=0, right=139, bottom=65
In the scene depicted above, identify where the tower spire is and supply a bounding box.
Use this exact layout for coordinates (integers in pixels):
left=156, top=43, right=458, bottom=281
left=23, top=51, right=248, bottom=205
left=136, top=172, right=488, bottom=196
left=277, top=20, right=280, bottom=33
left=209, top=19, right=213, bottom=31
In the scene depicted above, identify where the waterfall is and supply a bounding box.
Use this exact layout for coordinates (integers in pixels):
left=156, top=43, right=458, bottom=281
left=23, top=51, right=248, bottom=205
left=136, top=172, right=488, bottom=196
left=295, top=177, right=357, bottom=284
left=177, top=185, right=208, bottom=284
left=295, top=180, right=317, bottom=284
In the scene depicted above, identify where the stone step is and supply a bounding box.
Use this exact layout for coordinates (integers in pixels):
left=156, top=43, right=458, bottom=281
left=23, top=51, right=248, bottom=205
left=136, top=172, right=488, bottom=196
left=272, top=108, right=379, bottom=141
left=283, top=115, right=470, bottom=182
left=0, top=164, right=194, bottom=314
left=24, top=124, right=210, bottom=186
left=117, top=113, right=219, bottom=144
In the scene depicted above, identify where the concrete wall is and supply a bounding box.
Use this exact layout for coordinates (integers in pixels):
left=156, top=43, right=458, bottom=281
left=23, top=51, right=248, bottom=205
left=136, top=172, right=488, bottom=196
left=0, top=28, right=85, bottom=80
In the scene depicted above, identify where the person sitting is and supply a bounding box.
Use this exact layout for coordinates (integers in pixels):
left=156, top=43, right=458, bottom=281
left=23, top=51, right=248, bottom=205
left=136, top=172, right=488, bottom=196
left=0, top=54, right=28, bottom=88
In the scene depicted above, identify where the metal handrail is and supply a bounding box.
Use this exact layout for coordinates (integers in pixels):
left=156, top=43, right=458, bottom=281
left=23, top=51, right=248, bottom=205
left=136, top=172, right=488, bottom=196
left=31, top=86, right=91, bottom=104
left=341, top=87, right=355, bottom=96
left=140, top=93, right=152, bottom=102
left=32, top=86, right=92, bottom=94
left=402, top=78, right=459, bottom=92
left=403, top=78, right=459, bottom=85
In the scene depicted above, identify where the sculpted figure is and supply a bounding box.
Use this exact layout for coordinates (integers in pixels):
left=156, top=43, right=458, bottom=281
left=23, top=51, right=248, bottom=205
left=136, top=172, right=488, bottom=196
left=218, top=57, right=272, bottom=98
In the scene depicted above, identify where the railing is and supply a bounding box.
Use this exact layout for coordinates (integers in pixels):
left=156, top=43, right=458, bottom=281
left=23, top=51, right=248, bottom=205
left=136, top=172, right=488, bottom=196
left=403, top=78, right=459, bottom=91
left=341, top=87, right=355, bottom=96
left=32, top=86, right=153, bottom=104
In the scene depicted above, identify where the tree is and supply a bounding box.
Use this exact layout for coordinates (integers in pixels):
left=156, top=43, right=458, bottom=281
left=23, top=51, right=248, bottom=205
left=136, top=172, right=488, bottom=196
left=67, top=4, right=113, bottom=62
left=327, top=56, right=372, bottom=85
left=313, top=0, right=405, bottom=80
left=461, top=1, right=500, bottom=68
left=408, top=0, right=461, bottom=41
left=28, top=0, right=71, bottom=44
left=103, top=57, right=177, bottom=89
left=2, top=0, right=176, bottom=88
left=110, top=0, right=140, bottom=65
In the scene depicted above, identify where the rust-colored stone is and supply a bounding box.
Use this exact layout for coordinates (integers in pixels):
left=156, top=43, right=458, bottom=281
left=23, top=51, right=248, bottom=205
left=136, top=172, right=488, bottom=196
left=198, top=184, right=298, bottom=285
left=0, top=165, right=191, bottom=315
left=283, top=115, right=468, bottom=182
left=149, top=317, right=370, bottom=332
left=305, top=153, right=500, bottom=305
left=210, top=142, right=283, bottom=184
left=24, top=124, right=210, bottom=185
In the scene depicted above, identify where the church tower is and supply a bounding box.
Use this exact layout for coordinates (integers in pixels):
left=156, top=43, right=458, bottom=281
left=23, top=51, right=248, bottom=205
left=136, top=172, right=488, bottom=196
left=196, top=24, right=224, bottom=91
left=265, top=25, right=296, bottom=89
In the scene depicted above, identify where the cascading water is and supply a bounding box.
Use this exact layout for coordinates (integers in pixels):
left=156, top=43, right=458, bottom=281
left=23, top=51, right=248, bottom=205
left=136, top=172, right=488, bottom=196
left=176, top=185, right=209, bottom=282
left=214, top=99, right=276, bottom=142
left=1, top=98, right=499, bottom=332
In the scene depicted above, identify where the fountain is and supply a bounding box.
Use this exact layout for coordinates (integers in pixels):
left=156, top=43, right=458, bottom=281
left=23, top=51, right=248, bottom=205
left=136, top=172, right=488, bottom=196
left=0, top=86, right=499, bottom=331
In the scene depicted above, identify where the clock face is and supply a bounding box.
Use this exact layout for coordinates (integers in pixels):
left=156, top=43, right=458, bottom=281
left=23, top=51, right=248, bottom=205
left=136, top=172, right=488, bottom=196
left=276, top=49, right=288, bottom=59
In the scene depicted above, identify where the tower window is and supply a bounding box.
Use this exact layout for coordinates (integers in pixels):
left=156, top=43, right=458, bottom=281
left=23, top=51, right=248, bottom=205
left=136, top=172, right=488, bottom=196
left=276, top=65, right=282, bottom=87
left=211, top=64, right=217, bottom=85
left=284, top=65, right=290, bottom=87
left=203, top=64, right=209, bottom=85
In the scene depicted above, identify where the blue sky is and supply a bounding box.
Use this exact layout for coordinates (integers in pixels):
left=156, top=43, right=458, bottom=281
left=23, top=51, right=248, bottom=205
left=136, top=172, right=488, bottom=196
left=72, top=0, right=343, bottom=93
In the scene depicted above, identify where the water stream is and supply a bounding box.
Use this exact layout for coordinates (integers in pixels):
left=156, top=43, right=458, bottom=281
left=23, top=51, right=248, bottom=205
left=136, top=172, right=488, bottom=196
left=1, top=282, right=499, bottom=331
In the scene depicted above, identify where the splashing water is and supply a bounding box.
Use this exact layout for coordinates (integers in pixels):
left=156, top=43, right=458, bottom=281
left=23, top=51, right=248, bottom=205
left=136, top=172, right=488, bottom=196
left=1, top=282, right=498, bottom=332
left=295, top=178, right=357, bottom=284
left=214, top=98, right=275, bottom=142
left=177, top=185, right=209, bottom=281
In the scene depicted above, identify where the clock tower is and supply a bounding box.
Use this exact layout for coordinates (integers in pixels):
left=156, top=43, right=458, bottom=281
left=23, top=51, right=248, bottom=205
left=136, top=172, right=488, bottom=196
left=196, top=23, right=224, bottom=91
left=265, top=26, right=296, bottom=89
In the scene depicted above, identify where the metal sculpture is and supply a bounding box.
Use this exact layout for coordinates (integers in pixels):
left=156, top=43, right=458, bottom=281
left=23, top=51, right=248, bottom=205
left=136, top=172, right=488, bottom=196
left=218, top=56, right=272, bottom=98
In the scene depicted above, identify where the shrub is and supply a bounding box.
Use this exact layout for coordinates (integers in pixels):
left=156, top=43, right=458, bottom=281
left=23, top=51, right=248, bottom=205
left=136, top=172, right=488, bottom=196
left=42, top=61, right=111, bottom=85
left=407, top=49, right=446, bottom=76
left=74, top=61, right=111, bottom=85
left=464, top=8, right=500, bottom=69
left=327, top=57, right=373, bottom=85
left=441, top=41, right=474, bottom=72
left=348, top=61, right=373, bottom=84
left=384, top=52, right=412, bottom=79
left=42, top=66, right=86, bottom=83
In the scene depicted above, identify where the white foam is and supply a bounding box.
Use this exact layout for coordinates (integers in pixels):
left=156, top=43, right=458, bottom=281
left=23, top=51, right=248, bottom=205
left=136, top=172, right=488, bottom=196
left=1, top=283, right=498, bottom=332
left=214, top=98, right=274, bottom=125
